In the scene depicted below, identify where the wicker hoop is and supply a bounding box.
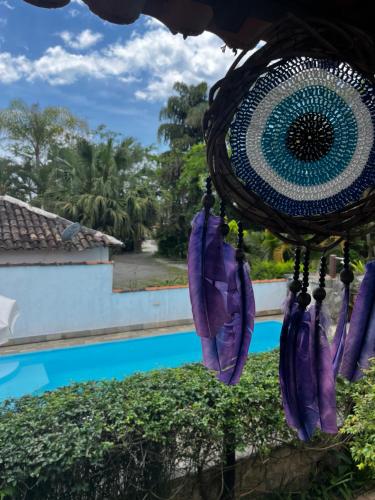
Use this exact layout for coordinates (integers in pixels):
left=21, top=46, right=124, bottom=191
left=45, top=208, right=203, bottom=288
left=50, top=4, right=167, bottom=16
left=203, top=15, right=375, bottom=250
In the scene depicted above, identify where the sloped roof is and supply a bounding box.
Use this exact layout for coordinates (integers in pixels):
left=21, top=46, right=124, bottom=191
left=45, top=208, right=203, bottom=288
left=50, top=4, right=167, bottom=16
left=0, top=196, right=123, bottom=252
left=23, top=0, right=372, bottom=50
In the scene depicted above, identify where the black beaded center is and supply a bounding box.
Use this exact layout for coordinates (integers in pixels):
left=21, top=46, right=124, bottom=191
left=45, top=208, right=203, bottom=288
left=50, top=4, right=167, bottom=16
left=286, top=113, right=334, bottom=162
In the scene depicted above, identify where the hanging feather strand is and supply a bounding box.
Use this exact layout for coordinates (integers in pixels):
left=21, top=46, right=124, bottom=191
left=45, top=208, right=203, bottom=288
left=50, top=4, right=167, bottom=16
left=309, top=256, right=338, bottom=435
left=188, top=180, right=228, bottom=339
left=188, top=190, right=255, bottom=384
left=201, top=222, right=255, bottom=385
left=280, top=251, right=337, bottom=440
left=331, top=241, right=354, bottom=378
left=341, top=260, right=375, bottom=381
left=279, top=248, right=302, bottom=433
left=280, top=248, right=317, bottom=441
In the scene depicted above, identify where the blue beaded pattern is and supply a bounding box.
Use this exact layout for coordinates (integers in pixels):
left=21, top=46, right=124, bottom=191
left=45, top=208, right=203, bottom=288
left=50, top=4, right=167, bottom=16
left=230, top=58, right=375, bottom=216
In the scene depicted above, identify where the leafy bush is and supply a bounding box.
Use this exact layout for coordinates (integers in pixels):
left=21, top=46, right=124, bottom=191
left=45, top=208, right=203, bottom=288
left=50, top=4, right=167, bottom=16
left=0, top=352, right=357, bottom=499
left=342, top=359, right=375, bottom=473
left=250, top=259, right=294, bottom=280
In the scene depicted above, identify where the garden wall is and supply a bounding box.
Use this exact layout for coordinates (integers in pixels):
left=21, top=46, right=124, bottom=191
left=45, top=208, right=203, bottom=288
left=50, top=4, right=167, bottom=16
left=0, top=262, right=287, bottom=342
left=178, top=445, right=331, bottom=499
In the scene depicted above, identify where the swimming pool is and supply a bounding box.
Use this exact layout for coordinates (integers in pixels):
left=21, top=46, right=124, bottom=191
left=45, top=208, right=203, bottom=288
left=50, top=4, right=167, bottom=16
left=0, top=321, right=281, bottom=400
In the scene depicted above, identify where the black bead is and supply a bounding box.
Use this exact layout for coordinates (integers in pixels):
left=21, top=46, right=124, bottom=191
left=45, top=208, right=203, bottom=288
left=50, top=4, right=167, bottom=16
left=297, top=292, right=311, bottom=309
left=202, top=193, right=215, bottom=209
left=313, top=287, right=326, bottom=302
left=289, top=279, right=302, bottom=294
left=340, top=268, right=354, bottom=285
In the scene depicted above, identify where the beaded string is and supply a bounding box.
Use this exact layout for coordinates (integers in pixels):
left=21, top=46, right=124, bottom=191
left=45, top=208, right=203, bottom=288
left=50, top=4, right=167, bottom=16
left=297, top=248, right=311, bottom=309
left=236, top=221, right=247, bottom=370
left=289, top=247, right=302, bottom=294
left=201, top=177, right=214, bottom=283
left=220, top=200, right=229, bottom=237
left=340, top=241, right=354, bottom=289
left=202, top=176, right=214, bottom=213
left=313, top=254, right=328, bottom=304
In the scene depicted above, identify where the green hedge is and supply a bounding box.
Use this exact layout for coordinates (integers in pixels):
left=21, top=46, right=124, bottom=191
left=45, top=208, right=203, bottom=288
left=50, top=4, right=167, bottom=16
left=342, top=360, right=375, bottom=473
left=0, top=352, right=354, bottom=499
left=250, top=259, right=294, bottom=280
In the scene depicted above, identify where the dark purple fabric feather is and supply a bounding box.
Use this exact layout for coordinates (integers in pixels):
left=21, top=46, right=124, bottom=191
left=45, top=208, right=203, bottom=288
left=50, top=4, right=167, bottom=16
left=280, top=299, right=337, bottom=441
left=280, top=302, right=316, bottom=440
left=200, top=246, right=255, bottom=385
left=279, top=292, right=298, bottom=430
left=188, top=211, right=228, bottom=339
left=188, top=211, right=255, bottom=384
left=341, top=261, right=375, bottom=381
left=310, top=304, right=338, bottom=435
left=331, top=286, right=350, bottom=378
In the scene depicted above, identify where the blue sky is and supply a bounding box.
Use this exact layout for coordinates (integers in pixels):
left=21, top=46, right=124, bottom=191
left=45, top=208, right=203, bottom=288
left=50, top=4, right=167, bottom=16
left=0, top=0, right=236, bottom=149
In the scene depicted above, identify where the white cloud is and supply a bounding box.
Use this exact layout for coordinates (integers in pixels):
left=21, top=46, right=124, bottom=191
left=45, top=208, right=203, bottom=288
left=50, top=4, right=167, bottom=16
left=59, top=29, right=103, bottom=50
left=0, top=24, right=252, bottom=101
left=0, top=52, right=31, bottom=83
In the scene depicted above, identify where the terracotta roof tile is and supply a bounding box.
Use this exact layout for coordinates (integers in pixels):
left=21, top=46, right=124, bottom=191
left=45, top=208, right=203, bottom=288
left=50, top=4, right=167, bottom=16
left=0, top=196, right=123, bottom=252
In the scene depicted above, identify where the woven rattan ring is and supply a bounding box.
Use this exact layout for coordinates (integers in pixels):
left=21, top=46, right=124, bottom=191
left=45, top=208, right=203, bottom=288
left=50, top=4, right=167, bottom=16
left=203, top=15, right=375, bottom=250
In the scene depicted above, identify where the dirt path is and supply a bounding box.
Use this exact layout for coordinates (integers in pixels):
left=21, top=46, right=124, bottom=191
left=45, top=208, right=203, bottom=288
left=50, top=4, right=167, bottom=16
left=112, top=242, right=187, bottom=290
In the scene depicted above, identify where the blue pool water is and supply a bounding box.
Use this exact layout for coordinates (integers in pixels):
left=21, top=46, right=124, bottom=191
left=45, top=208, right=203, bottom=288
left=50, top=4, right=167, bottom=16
left=0, top=321, right=281, bottom=400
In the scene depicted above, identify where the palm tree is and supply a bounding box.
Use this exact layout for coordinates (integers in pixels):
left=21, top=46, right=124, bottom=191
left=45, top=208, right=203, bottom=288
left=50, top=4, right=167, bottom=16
left=46, top=138, right=158, bottom=249
left=0, top=100, right=87, bottom=168
left=158, top=82, right=208, bottom=150
left=0, top=100, right=87, bottom=202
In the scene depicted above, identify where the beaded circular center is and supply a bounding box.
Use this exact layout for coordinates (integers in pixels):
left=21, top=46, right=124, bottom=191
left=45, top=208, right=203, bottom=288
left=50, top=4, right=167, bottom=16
left=286, top=113, right=334, bottom=162
left=230, top=58, right=375, bottom=216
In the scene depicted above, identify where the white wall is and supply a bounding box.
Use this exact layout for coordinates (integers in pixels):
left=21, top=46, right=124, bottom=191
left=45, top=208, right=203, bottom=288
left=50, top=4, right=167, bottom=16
left=0, top=247, right=109, bottom=265
left=0, top=263, right=287, bottom=340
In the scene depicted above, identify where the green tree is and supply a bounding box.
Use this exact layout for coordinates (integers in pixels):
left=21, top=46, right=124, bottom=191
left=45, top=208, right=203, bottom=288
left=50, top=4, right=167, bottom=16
left=155, top=82, right=209, bottom=256
left=158, top=82, right=208, bottom=151
left=46, top=137, right=158, bottom=250
left=0, top=100, right=87, bottom=201
left=156, top=143, right=207, bottom=258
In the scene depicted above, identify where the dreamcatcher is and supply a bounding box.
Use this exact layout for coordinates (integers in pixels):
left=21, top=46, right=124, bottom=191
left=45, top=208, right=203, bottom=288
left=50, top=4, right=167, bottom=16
left=188, top=17, right=375, bottom=440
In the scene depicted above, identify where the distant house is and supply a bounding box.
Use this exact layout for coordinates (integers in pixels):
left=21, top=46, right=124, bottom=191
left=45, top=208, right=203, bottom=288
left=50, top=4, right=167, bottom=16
left=0, top=195, right=123, bottom=265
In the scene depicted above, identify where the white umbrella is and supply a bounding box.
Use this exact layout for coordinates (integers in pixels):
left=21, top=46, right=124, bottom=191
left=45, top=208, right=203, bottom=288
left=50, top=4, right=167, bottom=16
left=0, top=295, right=19, bottom=345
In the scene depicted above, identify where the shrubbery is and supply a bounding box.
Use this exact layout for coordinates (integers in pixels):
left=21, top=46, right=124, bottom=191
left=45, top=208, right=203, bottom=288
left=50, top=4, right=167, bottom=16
left=0, top=351, right=366, bottom=499
left=250, top=259, right=294, bottom=280
left=342, top=360, right=375, bottom=473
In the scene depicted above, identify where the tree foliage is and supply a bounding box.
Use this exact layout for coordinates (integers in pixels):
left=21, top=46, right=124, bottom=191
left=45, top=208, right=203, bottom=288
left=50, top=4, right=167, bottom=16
left=156, top=143, right=208, bottom=258
left=45, top=137, right=158, bottom=250
left=0, top=99, right=87, bottom=168
left=158, top=82, right=207, bottom=151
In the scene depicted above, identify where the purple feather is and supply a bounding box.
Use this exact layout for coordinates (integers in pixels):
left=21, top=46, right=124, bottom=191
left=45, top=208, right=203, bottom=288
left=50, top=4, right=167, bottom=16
left=280, top=302, right=317, bottom=440
left=200, top=246, right=255, bottom=385
left=279, top=292, right=298, bottom=429
left=310, top=304, right=338, bottom=435
left=188, top=211, right=255, bottom=384
left=341, top=261, right=375, bottom=381
left=188, top=211, right=228, bottom=338
left=331, top=286, right=350, bottom=378
left=280, top=299, right=337, bottom=440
